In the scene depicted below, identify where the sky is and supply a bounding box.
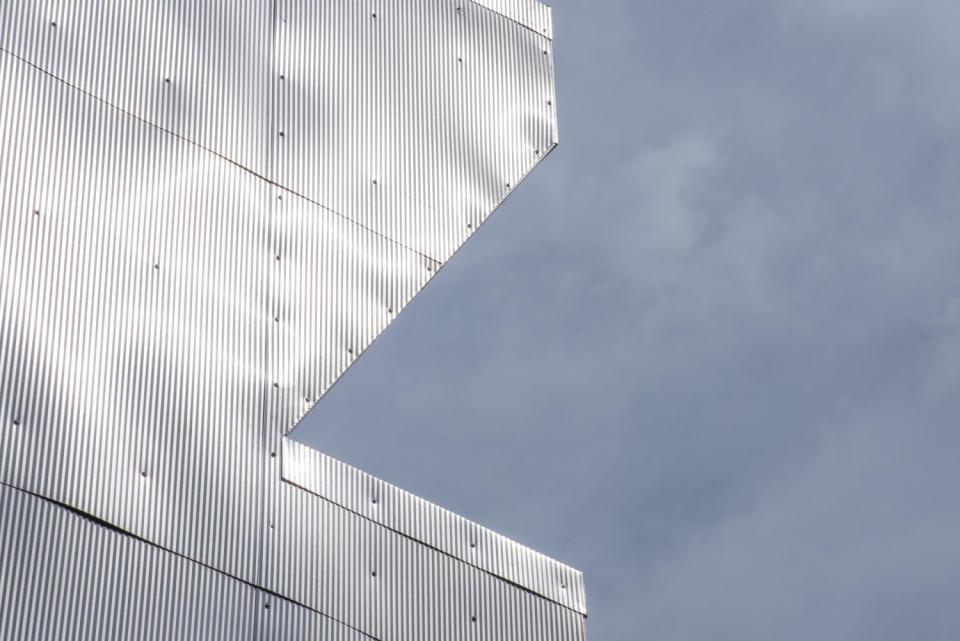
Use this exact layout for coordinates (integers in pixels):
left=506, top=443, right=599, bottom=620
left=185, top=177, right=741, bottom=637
left=292, top=2, right=960, bottom=639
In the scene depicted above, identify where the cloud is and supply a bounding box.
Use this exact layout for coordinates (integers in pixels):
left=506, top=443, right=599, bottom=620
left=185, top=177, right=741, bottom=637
left=633, top=398, right=960, bottom=641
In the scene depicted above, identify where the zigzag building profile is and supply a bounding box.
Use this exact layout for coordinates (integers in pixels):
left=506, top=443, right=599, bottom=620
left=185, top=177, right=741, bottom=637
left=0, top=1, right=585, bottom=640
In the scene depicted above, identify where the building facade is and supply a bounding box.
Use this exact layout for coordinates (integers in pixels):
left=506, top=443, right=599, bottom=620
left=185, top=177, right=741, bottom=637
left=0, top=1, right=584, bottom=639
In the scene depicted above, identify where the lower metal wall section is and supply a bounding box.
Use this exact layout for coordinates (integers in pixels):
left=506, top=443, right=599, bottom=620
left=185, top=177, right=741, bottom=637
left=0, top=483, right=259, bottom=641
left=0, top=482, right=379, bottom=641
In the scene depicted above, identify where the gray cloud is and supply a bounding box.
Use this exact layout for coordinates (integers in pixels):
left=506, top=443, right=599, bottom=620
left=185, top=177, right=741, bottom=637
left=291, top=2, right=960, bottom=639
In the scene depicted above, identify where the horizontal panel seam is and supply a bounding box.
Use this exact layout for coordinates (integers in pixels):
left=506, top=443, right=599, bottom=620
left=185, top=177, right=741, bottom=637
left=0, top=479, right=384, bottom=641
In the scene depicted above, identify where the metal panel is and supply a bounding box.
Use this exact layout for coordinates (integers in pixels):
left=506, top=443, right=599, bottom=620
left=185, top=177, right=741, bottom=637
left=0, top=483, right=259, bottom=641
left=282, top=439, right=587, bottom=614
left=273, top=0, right=557, bottom=262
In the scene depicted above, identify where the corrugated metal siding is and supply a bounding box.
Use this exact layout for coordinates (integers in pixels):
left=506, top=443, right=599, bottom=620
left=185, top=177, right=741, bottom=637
left=0, top=51, right=269, bottom=584
left=0, top=483, right=259, bottom=641
left=0, top=0, right=581, bottom=638
left=283, top=439, right=586, bottom=615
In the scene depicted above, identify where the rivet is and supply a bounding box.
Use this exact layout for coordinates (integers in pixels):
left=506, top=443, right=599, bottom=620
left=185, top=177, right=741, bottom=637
left=371, top=497, right=378, bottom=505
left=12, top=418, right=19, bottom=426
left=388, top=307, right=394, bottom=314
left=471, top=616, right=477, bottom=623
left=264, top=603, right=271, bottom=610
left=279, top=131, right=284, bottom=137
left=543, top=50, right=548, bottom=55
left=458, top=57, right=463, bottom=63
left=348, top=348, right=353, bottom=354
left=305, top=397, right=311, bottom=403
left=372, top=12, right=377, bottom=18
left=561, top=583, right=567, bottom=590
left=33, top=209, right=39, bottom=216
left=372, top=179, right=377, bottom=185
left=506, top=183, right=511, bottom=188
left=470, top=542, right=476, bottom=548
left=140, top=470, right=147, bottom=478
left=154, top=263, right=160, bottom=270
left=271, top=451, right=276, bottom=458
left=164, top=78, right=170, bottom=84
left=50, top=21, right=57, bottom=28
left=278, top=194, right=283, bottom=201
left=371, top=570, right=377, bottom=577
left=273, top=382, right=279, bottom=389
left=279, top=74, right=285, bottom=81
left=275, top=255, right=281, bottom=261
left=535, top=149, right=540, bottom=155
left=274, top=316, right=279, bottom=323
left=547, top=100, right=553, bottom=106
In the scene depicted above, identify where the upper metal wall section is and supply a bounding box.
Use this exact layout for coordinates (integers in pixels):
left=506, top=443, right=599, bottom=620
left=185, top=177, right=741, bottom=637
left=0, top=0, right=558, bottom=265
left=0, top=0, right=578, bottom=639
left=0, top=483, right=261, bottom=641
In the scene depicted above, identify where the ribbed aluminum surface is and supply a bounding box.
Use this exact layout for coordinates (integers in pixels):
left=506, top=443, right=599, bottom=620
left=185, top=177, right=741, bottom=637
left=0, top=0, right=580, bottom=639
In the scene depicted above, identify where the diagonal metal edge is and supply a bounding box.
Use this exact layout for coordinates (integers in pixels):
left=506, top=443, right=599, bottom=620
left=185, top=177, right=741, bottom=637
left=0, top=46, right=440, bottom=265
left=470, top=0, right=554, bottom=40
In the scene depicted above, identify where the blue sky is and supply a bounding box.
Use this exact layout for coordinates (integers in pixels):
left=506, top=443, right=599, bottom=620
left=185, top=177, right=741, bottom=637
left=293, top=2, right=960, bottom=639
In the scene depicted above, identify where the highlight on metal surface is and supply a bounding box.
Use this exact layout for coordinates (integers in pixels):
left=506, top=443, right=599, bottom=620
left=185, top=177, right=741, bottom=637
left=0, top=1, right=583, bottom=639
